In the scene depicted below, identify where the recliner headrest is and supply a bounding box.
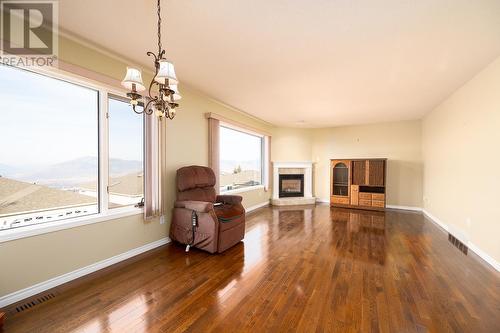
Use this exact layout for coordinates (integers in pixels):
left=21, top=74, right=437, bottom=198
left=177, top=165, right=216, bottom=192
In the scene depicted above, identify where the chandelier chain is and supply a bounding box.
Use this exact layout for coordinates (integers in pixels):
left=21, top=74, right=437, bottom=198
left=157, top=0, right=162, bottom=56
left=122, top=0, right=179, bottom=118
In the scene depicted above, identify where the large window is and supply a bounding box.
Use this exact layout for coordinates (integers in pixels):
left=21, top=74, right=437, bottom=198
left=219, top=125, right=264, bottom=192
left=0, top=65, right=144, bottom=232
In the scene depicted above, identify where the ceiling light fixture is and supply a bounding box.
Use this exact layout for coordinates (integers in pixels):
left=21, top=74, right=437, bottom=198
left=121, top=0, right=180, bottom=119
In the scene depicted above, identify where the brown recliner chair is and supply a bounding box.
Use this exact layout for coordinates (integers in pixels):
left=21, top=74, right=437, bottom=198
left=170, top=165, right=246, bottom=253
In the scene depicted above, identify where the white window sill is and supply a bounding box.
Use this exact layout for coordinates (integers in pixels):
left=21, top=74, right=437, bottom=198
left=0, top=206, right=143, bottom=244
left=220, top=185, right=265, bottom=195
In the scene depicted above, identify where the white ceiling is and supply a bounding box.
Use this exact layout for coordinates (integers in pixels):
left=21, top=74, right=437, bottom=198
left=59, top=0, right=500, bottom=127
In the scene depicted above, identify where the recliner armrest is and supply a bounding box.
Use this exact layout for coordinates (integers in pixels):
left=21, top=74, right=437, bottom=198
left=174, top=200, right=214, bottom=213
left=216, top=195, right=243, bottom=205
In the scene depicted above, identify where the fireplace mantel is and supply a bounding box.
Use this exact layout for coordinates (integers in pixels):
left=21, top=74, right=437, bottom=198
left=272, top=161, right=315, bottom=206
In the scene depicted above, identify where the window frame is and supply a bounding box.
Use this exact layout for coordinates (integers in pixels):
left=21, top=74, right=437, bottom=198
left=0, top=65, right=144, bottom=243
left=218, top=121, right=266, bottom=194
left=106, top=94, right=145, bottom=210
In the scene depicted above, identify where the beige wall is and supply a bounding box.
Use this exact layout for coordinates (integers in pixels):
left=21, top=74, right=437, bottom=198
left=163, top=87, right=274, bottom=216
left=422, top=56, right=500, bottom=264
left=5, top=32, right=496, bottom=299
left=0, top=36, right=273, bottom=297
left=271, top=127, right=313, bottom=162
left=0, top=214, right=165, bottom=296
left=311, top=121, right=423, bottom=207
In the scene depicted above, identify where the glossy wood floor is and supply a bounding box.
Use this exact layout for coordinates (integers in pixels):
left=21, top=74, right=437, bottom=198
left=3, top=205, right=500, bottom=333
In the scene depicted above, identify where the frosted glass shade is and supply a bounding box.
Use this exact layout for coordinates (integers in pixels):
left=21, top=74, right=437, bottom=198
left=121, top=67, right=145, bottom=92
left=171, top=85, right=182, bottom=101
left=155, top=59, right=178, bottom=85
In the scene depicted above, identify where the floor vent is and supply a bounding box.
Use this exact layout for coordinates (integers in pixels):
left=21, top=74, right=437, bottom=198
left=15, top=293, right=56, bottom=313
left=448, top=233, right=468, bottom=255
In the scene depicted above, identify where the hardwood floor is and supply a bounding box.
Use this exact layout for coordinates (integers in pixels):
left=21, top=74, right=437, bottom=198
left=3, top=205, right=500, bottom=332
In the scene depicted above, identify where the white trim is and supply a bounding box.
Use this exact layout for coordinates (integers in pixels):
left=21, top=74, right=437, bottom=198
left=386, top=205, right=422, bottom=212
left=316, top=198, right=330, bottom=204
left=272, top=161, right=314, bottom=168
left=221, top=185, right=265, bottom=195
left=99, top=90, right=110, bottom=213
left=272, top=161, right=314, bottom=200
left=0, top=207, right=143, bottom=243
left=246, top=201, right=270, bottom=213
left=422, top=209, right=449, bottom=232
left=0, top=237, right=170, bottom=308
left=422, top=209, right=499, bottom=272
left=467, top=242, right=500, bottom=272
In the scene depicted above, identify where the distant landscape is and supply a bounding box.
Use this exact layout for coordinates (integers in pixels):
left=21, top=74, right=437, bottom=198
left=0, top=157, right=143, bottom=220
left=0, top=156, right=142, bottom=189
left=220, top=159, right=260, bottom=173
left=220, top=159, right=261, bottom=190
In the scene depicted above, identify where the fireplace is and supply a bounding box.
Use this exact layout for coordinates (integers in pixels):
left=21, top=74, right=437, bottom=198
left=279, top=174, right=304, bottom=198
left=272, top=161, right=315, bottom=206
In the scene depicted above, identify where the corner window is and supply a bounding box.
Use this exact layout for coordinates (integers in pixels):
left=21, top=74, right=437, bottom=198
left=0, top=65, right=145, bottom=232
left=219, top=125, right=264, bottom=192
left=107, top=96, right=144, bottom=209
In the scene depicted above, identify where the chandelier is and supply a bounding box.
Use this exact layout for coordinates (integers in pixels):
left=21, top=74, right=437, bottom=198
left=121, top=0, right=180, bottom=119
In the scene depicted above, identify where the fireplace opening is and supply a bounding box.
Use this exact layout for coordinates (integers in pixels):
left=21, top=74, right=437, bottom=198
left=279, top=174, right=304, bottom=198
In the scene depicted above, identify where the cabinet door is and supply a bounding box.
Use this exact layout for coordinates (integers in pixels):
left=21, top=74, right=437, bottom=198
left=352, top=160, right=366, bottom=185
left=332, top=161, right=349, bottom=196
left=350, top=185, right=359, bottom=205
left=368, top=160, right=385, bottom=186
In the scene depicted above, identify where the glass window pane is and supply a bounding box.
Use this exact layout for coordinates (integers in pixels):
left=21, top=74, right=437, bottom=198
left=108, top=97, right=144, bottom=208
left=0, top=65, right=99, bottom=230
left=219, top=126, right=262, bottom=192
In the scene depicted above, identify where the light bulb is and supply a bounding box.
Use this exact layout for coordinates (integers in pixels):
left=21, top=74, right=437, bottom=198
left=130, top=99, right=138, bottom=106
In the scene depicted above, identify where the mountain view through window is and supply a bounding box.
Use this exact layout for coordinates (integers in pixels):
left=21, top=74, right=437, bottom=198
left=0, top=65, right=143, bottom=230
left=219, top=126, right=263, bottom=192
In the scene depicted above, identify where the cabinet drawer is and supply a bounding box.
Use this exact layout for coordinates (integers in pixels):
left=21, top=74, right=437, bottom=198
left=359, top=199, right=372, bottom=206
left=372, top=193, right=385, bottom=201
left=372, top=200, right=385, bottom=208
left=332, top=196, right=349, bottom=205
left=359, top=193, right=372, bottom=200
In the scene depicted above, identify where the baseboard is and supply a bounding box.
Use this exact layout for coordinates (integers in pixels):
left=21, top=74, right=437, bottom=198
left=0, top=237, right=170, bottom=308
left=422, top=209, right=449, bottom=232
left=386, top=205, right=422, bottom=212
left=467, top=242, right=500, bottom=272
left=316, top=198, right=330, bottom=204
left=422, top=210, right=499, bottom=272
left=246, top=201, right=270, bottom=213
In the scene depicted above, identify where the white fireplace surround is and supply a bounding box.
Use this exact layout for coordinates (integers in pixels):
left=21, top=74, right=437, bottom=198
left=272, top=161, right=315, bottom=205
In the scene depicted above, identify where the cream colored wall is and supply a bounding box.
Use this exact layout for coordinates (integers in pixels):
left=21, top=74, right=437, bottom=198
left=0, top=36, right=272, bottom=297
left=6, top=31, right=494, bottom=299
left=0, top=214, right=165, bottom=296
left=163, top=87, right=273, bottom=216
left=271, top=128, right=313, bottom=162
left=311, top=121, right=423, bottom=207
left=422, top=56, right=500, bottom=264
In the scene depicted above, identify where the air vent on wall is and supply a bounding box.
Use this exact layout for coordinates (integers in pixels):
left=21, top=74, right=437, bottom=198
left=15, top=293, right=56, bottom=313
left=448, top=233, right=468, bottom=255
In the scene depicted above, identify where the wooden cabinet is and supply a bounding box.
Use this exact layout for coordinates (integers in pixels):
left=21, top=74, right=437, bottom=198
left=330, top=159, right=387, bottom=211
